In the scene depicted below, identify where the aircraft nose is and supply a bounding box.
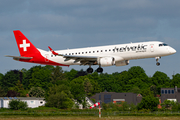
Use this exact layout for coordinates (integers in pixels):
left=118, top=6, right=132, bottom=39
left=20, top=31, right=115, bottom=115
left=170, top=48, right=176, bottom=54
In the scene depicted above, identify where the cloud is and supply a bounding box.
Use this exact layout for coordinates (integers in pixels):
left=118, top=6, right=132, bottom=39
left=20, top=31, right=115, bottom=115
left=1, top=0, right=180, bottom=34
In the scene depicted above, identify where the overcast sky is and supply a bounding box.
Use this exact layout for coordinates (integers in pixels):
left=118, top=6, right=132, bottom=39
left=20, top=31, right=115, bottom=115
left=1, top=0, right=179, bottom=78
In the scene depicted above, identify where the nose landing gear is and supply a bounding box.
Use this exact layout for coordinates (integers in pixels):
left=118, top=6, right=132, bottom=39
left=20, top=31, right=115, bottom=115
left=156, top=62, right=160, bottom=66
left=155, top=57, right=161, bottom=66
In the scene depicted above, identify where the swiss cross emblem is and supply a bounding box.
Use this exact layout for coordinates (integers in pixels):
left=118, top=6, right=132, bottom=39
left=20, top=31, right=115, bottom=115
left=20, top=40, right=30, bottom=51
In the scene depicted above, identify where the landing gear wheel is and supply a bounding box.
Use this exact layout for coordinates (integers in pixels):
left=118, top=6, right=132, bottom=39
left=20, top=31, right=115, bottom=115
left=155, top=57, right=161, bottom=66
left=156, top=62, right=160, bottom=66
left=87, top=68, right=93, bottom=73
left=96, top=67, right=103, bottom=73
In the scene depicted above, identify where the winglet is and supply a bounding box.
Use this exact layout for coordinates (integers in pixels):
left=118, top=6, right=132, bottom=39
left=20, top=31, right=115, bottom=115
left=48, top=46, right=59, bottom=55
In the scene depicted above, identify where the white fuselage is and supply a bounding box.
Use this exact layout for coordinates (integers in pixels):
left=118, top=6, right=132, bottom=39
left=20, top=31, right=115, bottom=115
left=39, top=41, right=176, bottom=66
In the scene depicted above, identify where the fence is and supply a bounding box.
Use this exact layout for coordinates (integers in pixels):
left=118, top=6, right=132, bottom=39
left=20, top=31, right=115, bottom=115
left=0, top=111, right=180, bottom=116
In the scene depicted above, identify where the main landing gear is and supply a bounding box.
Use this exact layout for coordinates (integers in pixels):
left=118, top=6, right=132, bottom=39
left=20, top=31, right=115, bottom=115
left=155, top=57, right=161, bottom=66
left=96, top=67, right=103, bottom=73
left=87, top=67, right=93, bottom=73
left=86, top=66, right=103, bottom=73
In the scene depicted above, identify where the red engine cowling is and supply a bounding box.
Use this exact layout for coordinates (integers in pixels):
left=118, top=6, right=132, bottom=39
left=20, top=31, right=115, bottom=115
left=115, top=60, right=129, bottom=66
left=98, top=57, right=115, bottom=67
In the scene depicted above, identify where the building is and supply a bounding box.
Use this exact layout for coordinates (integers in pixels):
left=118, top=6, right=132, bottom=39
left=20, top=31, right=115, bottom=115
left=90, top=91, right=142, bottom=105
left=85, top=97, right=94, bottom=107
left=0, top=97, right=45, bottom=108
left=74, top=97, right=94, bottom=109
left=161, top=86, right=180, bottom=103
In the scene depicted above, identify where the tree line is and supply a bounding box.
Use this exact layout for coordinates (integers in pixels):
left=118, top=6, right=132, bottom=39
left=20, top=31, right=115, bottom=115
left=0, top=65, right=180, bottom=109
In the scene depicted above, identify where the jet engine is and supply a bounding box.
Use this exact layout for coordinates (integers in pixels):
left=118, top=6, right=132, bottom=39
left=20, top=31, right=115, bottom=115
left=115, top=60, right=129, bottom=66
left=98, top=57, right=115, bottom=67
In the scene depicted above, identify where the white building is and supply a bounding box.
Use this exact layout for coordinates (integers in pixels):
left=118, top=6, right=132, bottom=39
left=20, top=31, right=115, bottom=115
left=74, top=97, right=94, bottom=109
left=85, top=97, right=94, bottom=107
left=0, top=97, right=45, bottom=108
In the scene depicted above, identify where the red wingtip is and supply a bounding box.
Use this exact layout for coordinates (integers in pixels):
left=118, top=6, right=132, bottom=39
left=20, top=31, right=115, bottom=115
left=48, top=46, right=59, bottom=55
left=48, top=46, right=53, bottom=51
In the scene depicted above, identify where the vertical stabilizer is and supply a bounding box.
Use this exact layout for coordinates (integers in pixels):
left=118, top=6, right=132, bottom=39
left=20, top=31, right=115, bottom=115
left=13, top=30, right=39, bottom=56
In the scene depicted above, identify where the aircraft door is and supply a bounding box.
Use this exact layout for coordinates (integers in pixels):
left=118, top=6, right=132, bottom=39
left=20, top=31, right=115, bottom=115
left=150, top=44, right=154, bottom=52
left=45, top=54, right=49, bottom=62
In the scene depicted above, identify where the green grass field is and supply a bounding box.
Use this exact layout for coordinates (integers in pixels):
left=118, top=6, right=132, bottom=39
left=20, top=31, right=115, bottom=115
left=0, top=116, right=180, bottom=120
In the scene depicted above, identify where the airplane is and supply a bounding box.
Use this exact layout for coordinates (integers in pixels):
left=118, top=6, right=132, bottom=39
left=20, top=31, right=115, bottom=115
left=5, top=30, right=176, bottom=73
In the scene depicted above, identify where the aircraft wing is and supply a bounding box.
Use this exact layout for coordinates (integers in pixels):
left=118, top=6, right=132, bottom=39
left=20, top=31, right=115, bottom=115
left=5, top=55, right=33, bottom=60
left=48, top=46, right=98, bottom=65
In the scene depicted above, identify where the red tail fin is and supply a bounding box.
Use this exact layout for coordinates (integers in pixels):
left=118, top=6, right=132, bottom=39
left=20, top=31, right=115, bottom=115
left=13, top=30, right=39, bottom=56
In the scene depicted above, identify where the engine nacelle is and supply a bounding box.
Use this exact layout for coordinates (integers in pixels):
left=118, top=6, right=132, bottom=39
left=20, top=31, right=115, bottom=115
left=98, top=57, right=115, bottom=67
left=115, top=60, right=129, bottom=66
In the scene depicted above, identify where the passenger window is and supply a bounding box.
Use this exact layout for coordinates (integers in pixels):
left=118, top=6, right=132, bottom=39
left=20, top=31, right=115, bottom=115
left=76, top=53, right=77, bottom=55
left=109, top=49, right=111, bottom=51
left=93, top=51, right=95, bottom=53
left=86, top=52, right=87, bottom=54
left=69, top=53, right=71, bottom=55
left=105, top=50, right=107, bottom=52
left=97, top=50, right=99, bottom=52
left=79, top=52, right=80, bottom=54
left=101, top=50, right=103, bottom=52
left=82, top=52, right=84, bottom=54
left=89, top=51, right=91, bottom=53
left=72, top=53, right=74, bottom=55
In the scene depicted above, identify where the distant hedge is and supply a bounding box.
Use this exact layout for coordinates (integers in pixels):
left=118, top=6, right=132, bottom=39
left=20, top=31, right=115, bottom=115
left=9, top=99, right=28, bottom=110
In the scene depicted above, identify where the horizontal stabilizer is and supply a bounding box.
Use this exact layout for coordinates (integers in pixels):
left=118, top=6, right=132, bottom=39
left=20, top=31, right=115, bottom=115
left=5, top=55, right=33, bottom=60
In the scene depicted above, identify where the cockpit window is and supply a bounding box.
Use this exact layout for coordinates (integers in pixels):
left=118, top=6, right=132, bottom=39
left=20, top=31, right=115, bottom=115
left=159, top=43, right=168, bottom=47
left=163, top=43, right=168, bottom=46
